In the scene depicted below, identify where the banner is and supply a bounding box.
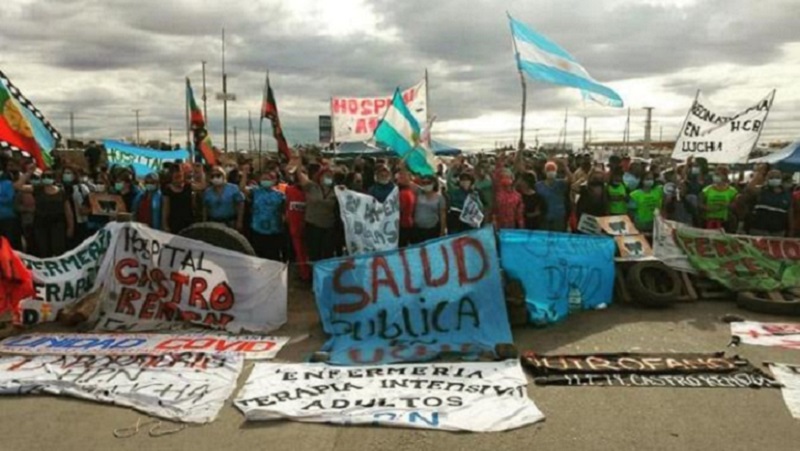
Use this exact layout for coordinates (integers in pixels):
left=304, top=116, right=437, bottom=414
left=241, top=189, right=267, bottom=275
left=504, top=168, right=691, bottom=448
left=499, top=231, right=616, bottom=325
left=234, top=360, right=545, bottom=432
left=459, top=194, right=484, bottom=228
left=94, top=223, right=287, bottom=334
left=331, top=79, right=427, bottom=143
left=15, top=228, right=115, bottom=326
left=335, top=186, right=399, bottom=255
left=0, top=333, right=289, bottom=360
left=768, top=363, right=800, bottom=420
left=672, top=90, right=775, bottom=164
left=319, top=115, right=332, bottom=144
left=0, top=353, right=241, bottom=423
left=103, top=140, right=189, bottom=177
left=675, top=225, right=800, bottom=291
left=731, top=321, right=800, bottom=350
left=313, top=227, right=512, bottom=365
left=522, top=352, right=778, bottom=389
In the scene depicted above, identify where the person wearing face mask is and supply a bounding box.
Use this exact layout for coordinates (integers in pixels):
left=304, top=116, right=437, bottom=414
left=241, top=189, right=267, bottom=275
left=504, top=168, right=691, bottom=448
left=699, top=167, right=737, bottom=230
left=111, top=171, right=139, bottom=213
left=492, top=165, right=524, bottom=230
left=628, top=173, right=663, bottom=233
left=0, top=155, right=26, bottom=250
left=203, top=166, right=245, bottom=231
left=284, top=165, right=310, bottom=281
left=396, top=169, right=417, bottom=247
left=682, top=156, right=710, bottom=227
left=747, top=169, right=793, bottom=237
left=535, top=161, right=571, bottom=232
left=517, top=172, right=544, bottom=230
left=245, top=169, right=286, bottom=261
left=607, top=169, right=629, bottom=215
left=161, top=166, right=195, bottom=234
left=60, top=167, right=92, bottom=248
left=30, top=170, right=74, bottom=258
left=623, top=162, right=644, bottom=192
left=132, top=173, right=163, bottom=230
left=576, top=170, right=610, bottom=222
left=446, top=172, right=481, bottom=234
left=368, top=165, right=395, bottom=203
left=412, top=176, right=447, bottom=243
left=297, top=167, right=338, bottom=263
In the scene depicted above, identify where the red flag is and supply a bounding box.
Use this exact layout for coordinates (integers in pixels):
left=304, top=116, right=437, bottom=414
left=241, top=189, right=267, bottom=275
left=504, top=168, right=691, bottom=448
left=186, top=78, right=218, bottom=166
left=260, top=75, right=292, bottom=163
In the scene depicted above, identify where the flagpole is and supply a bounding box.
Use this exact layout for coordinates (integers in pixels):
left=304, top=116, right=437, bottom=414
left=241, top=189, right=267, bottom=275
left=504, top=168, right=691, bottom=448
left=185, top=78, right=191, bottom=162
left=329, top=97, right=335, bottom=152
left=425, top=68, right=431, bottom=146
left=508, top=14, right=527, bottom=151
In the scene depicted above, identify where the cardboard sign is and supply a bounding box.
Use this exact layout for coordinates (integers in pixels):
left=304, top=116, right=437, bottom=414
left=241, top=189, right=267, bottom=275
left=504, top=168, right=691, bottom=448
left=331, top=80, right=427, bottom=143
left=234, top=360, right=545, bottom=432
left=15, top=228, right=114, bottom=326
left=94, top=223, right=288, bottom=334
left=499, top=231, right=616, bottom=325
left=578, top=214, right=638, bottom=236
left=615, top=234, right=654, bottom=260
left=89, top=193, right=126, bottom=216
left=0, top=353, right=242, bottom=423
left=0, top=333, right=290, bottom=360
left=731, top=321, right=800, bottom=350
left=312, top=227, right=512, bottom=365
left=459, top=194, right=484, bottom=228
left=335, top=186, right=399, bottom=255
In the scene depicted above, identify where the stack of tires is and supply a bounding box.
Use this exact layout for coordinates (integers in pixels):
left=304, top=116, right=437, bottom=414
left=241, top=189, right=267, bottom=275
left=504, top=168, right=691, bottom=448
left=625, top=262, right=681, bottom=308
left=736, top=289, right=800, bottom=316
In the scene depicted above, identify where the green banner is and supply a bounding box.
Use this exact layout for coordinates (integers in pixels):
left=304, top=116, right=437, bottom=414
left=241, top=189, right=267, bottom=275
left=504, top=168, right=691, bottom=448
left=675, top=227, right=800, bottom=291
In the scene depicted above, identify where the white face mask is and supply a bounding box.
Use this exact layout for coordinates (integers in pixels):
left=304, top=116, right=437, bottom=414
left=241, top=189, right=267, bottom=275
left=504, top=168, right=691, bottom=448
left=420, top=184, right=434, bottom=193
left=211, top=176, right=225, bottom=186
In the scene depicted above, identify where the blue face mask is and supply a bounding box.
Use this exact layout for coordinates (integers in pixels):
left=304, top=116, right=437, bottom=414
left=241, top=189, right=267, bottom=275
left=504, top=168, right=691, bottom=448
left=260, top=180, right=274, bottom=189
left=145, top=184, right=158, bottom=192
left=62, top=173, right=75, bottom=183
left=42, top=177, right=55, bottom=186
left=114, top=182, right=125, bottom=192
left=642, top=180, right=654, bottom=189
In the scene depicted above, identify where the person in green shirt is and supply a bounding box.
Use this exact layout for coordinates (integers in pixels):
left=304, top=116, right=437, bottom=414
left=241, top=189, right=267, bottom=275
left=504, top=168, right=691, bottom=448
left=607, top=169, right=628, bottom=215
left=700, top=166, right=738, bottom=231
left=628, top=173, right=663, bottom=233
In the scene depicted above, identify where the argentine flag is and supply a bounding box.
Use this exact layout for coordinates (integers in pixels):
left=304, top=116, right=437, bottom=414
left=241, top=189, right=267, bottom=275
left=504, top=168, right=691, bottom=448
left=509, top=15, right=623, bottom=108
left=374, top=88, right=436, bottom=176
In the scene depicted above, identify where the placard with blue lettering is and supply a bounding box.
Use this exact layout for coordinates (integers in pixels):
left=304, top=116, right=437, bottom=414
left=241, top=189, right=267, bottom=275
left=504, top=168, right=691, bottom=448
left=499, top=231, right=616, bottom=325
left=313, top=227, right=512, bottom=365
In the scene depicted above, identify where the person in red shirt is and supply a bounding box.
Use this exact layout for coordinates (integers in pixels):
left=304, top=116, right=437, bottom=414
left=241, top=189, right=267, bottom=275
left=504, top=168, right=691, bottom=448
left=493, top=167, right=524, bottom=230
left=284, top=167, right=310, bottom=282
left=396, top=168, right=417, bottom=247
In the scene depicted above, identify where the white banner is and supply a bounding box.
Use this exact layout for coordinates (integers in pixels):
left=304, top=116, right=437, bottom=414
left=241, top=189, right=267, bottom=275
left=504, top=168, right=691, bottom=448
left=652, top=214, right=697, bottom=273
left=335, top=186, right=399, bottom=255
left=93, top=223, right=287, bottom=334
left=459, top=194, right=484, bottom=228
left=0, top=333, right=289, bottom=360
left=234, top=360, right=545, bottom=432
left=672, top=90, right=775, bottom=164
left=0, top=353, right=242, bottom=423
left=15, top=227, right=115, bottom=326
left=331, top=79, right=427, bottom=143
left=731, top=321, right=800, bottom=350
left=768, top=363, right=800, bottom=420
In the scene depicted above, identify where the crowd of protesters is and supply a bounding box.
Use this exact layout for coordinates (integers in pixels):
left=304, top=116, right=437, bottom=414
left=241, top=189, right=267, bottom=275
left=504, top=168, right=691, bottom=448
left=0, top=148, right=797, bottom=278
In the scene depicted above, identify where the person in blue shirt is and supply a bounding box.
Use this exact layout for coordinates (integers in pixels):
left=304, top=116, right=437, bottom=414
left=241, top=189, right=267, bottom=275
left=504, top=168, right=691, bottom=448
left=535, top=161, right=572, bottom=232
left=0, top=155, right=24, bottom=250
left=203, top=166, right=244, bottom=231
left=245, top=168, right=286, bottom=261
left=132, top=173, right=163, bottom=230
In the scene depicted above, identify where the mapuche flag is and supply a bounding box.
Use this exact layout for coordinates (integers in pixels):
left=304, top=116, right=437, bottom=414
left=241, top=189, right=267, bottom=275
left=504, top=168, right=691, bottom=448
left=186, top=78, right=217, bottom=166
left=260, top=75, right=292, bottom=163
left=0, top=71, right=60, bottom=169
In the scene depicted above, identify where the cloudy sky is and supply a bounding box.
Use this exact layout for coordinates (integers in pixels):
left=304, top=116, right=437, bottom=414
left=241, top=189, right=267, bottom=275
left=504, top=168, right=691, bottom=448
left=1, top=0, right=798, bottom=151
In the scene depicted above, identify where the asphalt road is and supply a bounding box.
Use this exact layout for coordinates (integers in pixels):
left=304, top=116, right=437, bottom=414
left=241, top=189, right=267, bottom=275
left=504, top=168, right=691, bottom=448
left=1, top=286, right=799, bottom=451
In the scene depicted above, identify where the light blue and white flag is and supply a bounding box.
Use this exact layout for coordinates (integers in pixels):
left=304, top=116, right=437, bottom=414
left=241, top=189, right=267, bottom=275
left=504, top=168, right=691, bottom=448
left=508, top=15, right=623, bottom=108
left=103, top=140, right=189, bottom=177
left=373, top=88, right=436, bottom=176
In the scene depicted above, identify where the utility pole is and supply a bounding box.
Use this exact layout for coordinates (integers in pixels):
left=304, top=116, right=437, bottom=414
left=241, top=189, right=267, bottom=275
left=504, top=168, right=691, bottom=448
left=69, top=111, right=75, bottom=141
left=562, top=108, right=569, bottom=152
left=643, top=106, right=654, bottom=159
left=582, top=116, right=588, bottom=150
left=222, top=29, right=227, bottom=152
left=132, top=109, right=141, bottom=144
left=168, top=127, right=172, bottom=147
left=201, top=61, right=208, bottom=124
left=233, top=126, right=237, bottom=152
left=659, top=125, right=663, bottom=142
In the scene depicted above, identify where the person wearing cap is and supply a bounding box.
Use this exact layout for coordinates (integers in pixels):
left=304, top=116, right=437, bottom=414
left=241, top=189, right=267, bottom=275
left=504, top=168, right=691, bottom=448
left=202, top=166, right=245, bottom=231
left=700, top=166, right=737, bottom=230
left=31, top=168, right=74, bottom=257
left=297, top=166, right=338, bottom=263
left=132, top=173, right=163, bottom=230
left=535, top=160, right=571, bottom=232
left=368, top=164, right=395, bottom=203
left=747, top=168, right=793, bottom=237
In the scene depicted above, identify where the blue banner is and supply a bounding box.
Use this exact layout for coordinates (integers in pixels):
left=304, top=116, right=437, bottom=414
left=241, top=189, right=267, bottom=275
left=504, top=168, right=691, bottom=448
left=313, top=227, right=512, bottom=365
left=103, top=140, right=189, bottom=177
left=499, top=231, right=616, bottom=325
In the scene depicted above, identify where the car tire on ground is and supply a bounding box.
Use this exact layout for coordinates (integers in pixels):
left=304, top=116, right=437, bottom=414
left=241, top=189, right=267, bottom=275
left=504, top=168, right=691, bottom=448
left=736, top=290, right=800, bottom=316
left=626, top=261, right=681, bottom=308
left=178, top=222, right=256, bottom=256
